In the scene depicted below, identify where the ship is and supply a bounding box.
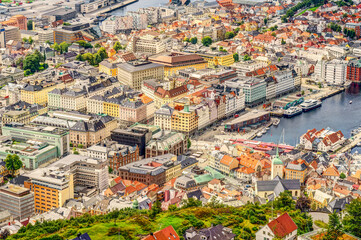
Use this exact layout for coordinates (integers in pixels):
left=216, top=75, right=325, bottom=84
left=283, top=106, right=302, bottom=118
left=300, top=99, right=322, bottom=112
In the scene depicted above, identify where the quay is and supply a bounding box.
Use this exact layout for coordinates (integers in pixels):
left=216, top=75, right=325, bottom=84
left=338, top=132, right=361, bottom=153
left=91, top=0, right=138, bottom=15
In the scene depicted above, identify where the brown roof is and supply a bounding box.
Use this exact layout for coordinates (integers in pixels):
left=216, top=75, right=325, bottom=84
left=154, top=85, right=188, bottom=98
left=149, top=52, right=206, bottom=67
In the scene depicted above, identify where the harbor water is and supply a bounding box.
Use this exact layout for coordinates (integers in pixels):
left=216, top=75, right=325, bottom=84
left=257, top=83, right=361, bottom=152
left=110, top=0, right=170, bottom=16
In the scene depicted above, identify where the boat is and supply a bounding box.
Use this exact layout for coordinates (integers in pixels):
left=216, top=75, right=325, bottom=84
left=261, top=129, right=267, bottom=134
left=256, top=132, right=263, bottom=137
left=283, top=106, right=303, bottom=118
left=273, top=119, right=280, bottom=126
left=350, top=101, right=353, bottom=104
left=300, top=99, right=322, bottom=112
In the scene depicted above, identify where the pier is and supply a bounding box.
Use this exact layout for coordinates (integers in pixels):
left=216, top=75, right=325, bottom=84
left=338, top=132, right=361, bottom=153
left=91, top=0, right=138, bottom=15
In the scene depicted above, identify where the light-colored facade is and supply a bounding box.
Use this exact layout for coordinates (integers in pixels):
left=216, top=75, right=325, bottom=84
left=0, top=185, right=34, bottom=220
left=117, top=61, right=164, bottom=90
left=323, top=59, right=347, bottom=85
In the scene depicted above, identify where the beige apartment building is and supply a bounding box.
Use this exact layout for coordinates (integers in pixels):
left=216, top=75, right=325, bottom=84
left=117, top=61, right=164, bottom=90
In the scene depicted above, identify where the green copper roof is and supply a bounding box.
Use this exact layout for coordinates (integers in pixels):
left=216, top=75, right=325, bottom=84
left=272, top=147, right=283, bottom=165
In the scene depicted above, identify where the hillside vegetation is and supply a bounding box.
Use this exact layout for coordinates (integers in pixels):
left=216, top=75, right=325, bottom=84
left=8, top=195, right=313, bottom=240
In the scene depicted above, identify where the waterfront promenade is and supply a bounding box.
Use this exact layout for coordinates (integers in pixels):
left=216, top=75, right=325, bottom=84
left=338, top=132, right=361, bottom=153
left=90, top=0, right=138, bottom=15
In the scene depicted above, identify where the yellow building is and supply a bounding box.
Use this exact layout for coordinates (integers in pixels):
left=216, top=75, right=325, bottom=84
left=103, top=100, right=120, bottom=118
left=26, top=169, right=74, bottom=214
left=99, top=60, right=118, bottom=77
left=21, top=83, right=64, bottom=106
left=171, top=105, right=198, bottom=135
left=2, top=106, right=48, bottom=125
left=149, top=52, right=208, bottom=77
left=197, top=52, right=235, bottom=67
left=284, top=161, right=308, bottom=183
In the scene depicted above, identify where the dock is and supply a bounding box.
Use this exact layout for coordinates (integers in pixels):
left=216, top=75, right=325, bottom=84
left=338, top=132, right=361, bottom=153
left=91, top=0, right=138, bottom=15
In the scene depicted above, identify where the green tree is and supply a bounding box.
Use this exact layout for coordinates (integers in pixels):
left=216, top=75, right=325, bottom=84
left=27, top=20, right=33, bottom=30
left=63, top=22, right=71, bottom=26
left=94, top=53, right=102, bottom=65
left=113, top=41, right=122, bottom=52
left=78, top=144, right=83, bottom=149
left=5, top=154, right=22, bottom=176
left=75, top=54, right=83, bottom=61
left=183, top=37, right=190, bottom=42
left=340, top=172, right=346, bottom=179
left=76, top=40, right=93, bottom=49
left=270, top=25, right=278, bottom=31
left=243, top=54, right=251, bottom=61
left=16, top=57, right=24, bottom=69
left=264, top=18, right=268, bottom=25
left=234, top=27, right=240, bottom=34
left=343, top=198, right=361, bottom=237
left=28, top=37, right=34, bottom=44
left=94, top=43, right=101, bottom=48
left=149, top=200, right=162, bottom=218
left=82, top=53, right=94, bottom=65
left=281, top=38, right=286, bottom=45
left=97, top=47, right=108, bottom=60
left=108, top=167, right=113, bottom=174
left=190, top=37, right=198, bottom=44
left=201, top=36, right=212, bottom=47
left=22, top=37, right=28, bottom=43
left=23, top=53, right=41, bottom=73
left=233, top=53, right=239, bottom=62
left=271, top=32, right=276, bottom=37
left=187, top=138, right=191, bottom=148
left=324, top=211, right=343, bottom=240
left=273, top=190, right=295, bottom=210
left=225, top=31, right=235, bottom=39
left=59, top=42, right=70, bottom=54
left=52, top=43, right=60, bottom=53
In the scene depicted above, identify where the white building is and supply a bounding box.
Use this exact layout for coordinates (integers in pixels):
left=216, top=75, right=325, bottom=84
left=323, top=59, right=347, bottom=86
left=256, top=213, right=298, bottom=240
left=274, top=70, right=295, bottom=97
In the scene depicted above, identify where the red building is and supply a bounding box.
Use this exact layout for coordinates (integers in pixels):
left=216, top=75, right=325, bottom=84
left=347, top=59, right=361, bottom=82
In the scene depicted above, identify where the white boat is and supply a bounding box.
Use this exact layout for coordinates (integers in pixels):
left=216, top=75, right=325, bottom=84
left=300, top=99, right=322, bottom=112
left=284, top=106, right=303, bottom=118
left=273, top=119, right=280, bottom=126
left=350, top=101, right=353, bottom=104
left=256, top=132, right=263, bottom=137
left=261, top=129, right=267, bottom=134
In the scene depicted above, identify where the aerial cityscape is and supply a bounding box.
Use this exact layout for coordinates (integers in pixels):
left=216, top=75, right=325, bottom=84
left=0, top=0, right=361, bottom=239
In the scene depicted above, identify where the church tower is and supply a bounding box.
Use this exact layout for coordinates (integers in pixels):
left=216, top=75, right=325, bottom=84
left=271, top=147, right=284, bottom=179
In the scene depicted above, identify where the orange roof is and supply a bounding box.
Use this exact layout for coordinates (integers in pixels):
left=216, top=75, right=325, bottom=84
left=220, top=155, right=237, bottom=166
left=140, top=94, right=153, bottom=104
left=142, top=225, right=180, bottom=240
left=323, top=165, right=339, bottom=177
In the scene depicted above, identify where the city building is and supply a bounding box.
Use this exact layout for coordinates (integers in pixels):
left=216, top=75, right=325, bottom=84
left=196, top=52, right=235, bottom=67
left=154, top=105, right=173, bottom=131
left=0, top=15, right=27, bottom=30
left=171, top=104, right=198, bottom=135
left=242, top=78, right=267, bottom=107
left=145, top=131, right=187, bottom=158
left=53, top=23, right=90, bottom=44
left=0, top=185, right=34, bottom=220
left=118, top=154, right=181, bottom=186
left=111, top=127, right=152, bottom=156
left=21, top=83, right=65, bottom=106
left=69, top=116, right=117, bottom=148
left=117, top=61, right=164, bottom=90
left=2, top=123, right=69, bottom=158
left=99, top=60, right=119, bottom=77
left=50, top=154, right=109, bottom=193
left=127, top=35, right=167, bottom=54
left=284, top=160, right=308, bottom=183
left=149, top=52, right=208, bottom=77
left=153, top=85, right=189, bottom=108
left=1, top=101, right=47, bottom=125
left=48, top=88, right=87, bottom=112
left=300, top=128, right=345, bottom=152
left=25, top=168, right=74, bottom=214
left=0, top=26, right=21, bottom=48
left=347, top=59, right=361, bottom=83
left=323, top=59, right=347, bottom=85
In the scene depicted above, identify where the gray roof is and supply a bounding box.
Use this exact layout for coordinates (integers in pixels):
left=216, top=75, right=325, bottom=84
left=118, top=61, right=163, bottom=73
left=257, top=178, right=300, bottom=193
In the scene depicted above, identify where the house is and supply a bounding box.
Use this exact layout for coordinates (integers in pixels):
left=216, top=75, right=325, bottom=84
left=142, top=225, right=180, bottom=240
left=300, top=128, right=345, bottom=152
left=72, top=233, right=92, bottom=240
left=327, top=197, right=351, bottom=213
left=308, top=189, right=334, bottom=209
left=323, top=165, right=340, bottom=180
left=184, top=225, right=236, bottom=240
left=256, top=213, right=297, bottom=240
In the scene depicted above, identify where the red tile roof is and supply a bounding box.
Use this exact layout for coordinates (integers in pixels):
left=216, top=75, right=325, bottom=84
left=142, top=225, right=180, bottom=240
left=267, top=213, right=297, bottom=238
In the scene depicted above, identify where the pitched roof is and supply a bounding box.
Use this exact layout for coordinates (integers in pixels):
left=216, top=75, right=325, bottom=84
left=267, top=213, right=297, bottom=238
left=142, top=225, right=180, bottom=240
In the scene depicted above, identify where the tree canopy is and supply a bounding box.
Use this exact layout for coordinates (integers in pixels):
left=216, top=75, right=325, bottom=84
left=201, top=36, right=212, bottom=47
left=5, top=154, right=22, bottom=176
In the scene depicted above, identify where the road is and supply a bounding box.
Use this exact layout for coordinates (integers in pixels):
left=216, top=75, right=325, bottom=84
left=338, top=132, right=361, bottom=153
